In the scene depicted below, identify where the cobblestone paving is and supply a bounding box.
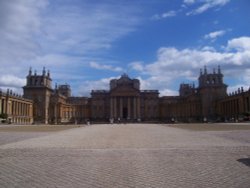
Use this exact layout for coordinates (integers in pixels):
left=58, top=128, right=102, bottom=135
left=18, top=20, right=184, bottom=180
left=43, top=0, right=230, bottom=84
left=0, top=124, right=250, bottom=188
left=0, top=132, right=51, bottom=145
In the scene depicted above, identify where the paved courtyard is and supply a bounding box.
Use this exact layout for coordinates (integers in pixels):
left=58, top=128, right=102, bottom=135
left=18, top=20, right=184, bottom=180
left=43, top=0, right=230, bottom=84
left=0, top=123, right=250, bottom=188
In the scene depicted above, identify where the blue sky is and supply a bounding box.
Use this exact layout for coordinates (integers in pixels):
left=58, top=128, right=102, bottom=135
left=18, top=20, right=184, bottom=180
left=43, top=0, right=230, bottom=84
left=0, top=0, right=250, bottom=96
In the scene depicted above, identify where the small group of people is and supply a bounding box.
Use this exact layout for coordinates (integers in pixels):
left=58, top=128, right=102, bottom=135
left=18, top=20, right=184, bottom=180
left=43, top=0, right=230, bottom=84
left=109, top=117, right=121, bottom=124
left=109, top=117, right=141, bottom=124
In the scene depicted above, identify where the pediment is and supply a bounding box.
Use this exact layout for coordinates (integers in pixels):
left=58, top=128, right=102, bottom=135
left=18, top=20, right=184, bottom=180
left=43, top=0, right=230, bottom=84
left=110, top=85, right=140, bottom=97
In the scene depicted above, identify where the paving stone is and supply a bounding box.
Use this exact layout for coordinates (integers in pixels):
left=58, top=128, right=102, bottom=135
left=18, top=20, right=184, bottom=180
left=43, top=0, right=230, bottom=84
left=0, top=124, right=249, bottom=188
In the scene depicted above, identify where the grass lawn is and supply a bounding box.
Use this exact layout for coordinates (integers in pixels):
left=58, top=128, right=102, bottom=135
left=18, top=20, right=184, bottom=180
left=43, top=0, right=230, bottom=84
left=166, top=123, right=250, bottom=131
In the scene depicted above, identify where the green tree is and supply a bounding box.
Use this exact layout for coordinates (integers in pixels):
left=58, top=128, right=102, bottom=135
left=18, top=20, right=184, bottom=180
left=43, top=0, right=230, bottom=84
left=0, top=113, right=8, bottom=119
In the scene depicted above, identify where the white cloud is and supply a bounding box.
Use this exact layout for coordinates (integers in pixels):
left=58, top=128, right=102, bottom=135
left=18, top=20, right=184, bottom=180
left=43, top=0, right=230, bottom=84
left=0, top=1, right=247, bottom=99
left=151, top=10, right=177, bottom=20
left=0, top=75, right=26, bottom=94
left=89, top=62, right=123, bottom=72
left=76, top=36, right=250, bottom=97
left=227, top=37, right=250, bottom=51
left=160, top=89, right=179, bottom=96
left=0, top=75, right=25, bottom=87
left=204, top=30, right=226, bottom=41
left=201, top=46, right=216, bottom=51
left=129, top=62, right=145, bottom=72
left=0, top=1, right=141, bottom=92
left=0, top=0, right=48, bottom=67
left=129, top=36, right=250, bottom=96
left=138, top=76, right=179, bottom=96
left=162, top=11, right=177, bottom=18
left=39, top=2, right=141, bottom=55
left=133, top=76, right=173, bottom=96
left=32, top=54, right=83, bottom=68
left=183, top=0, right=196, bottom=4
left=78, top=77, right=117, bottom=96
left=186, top=0, right=230, bottom=15
left=79, top=74, right=178, bottom=97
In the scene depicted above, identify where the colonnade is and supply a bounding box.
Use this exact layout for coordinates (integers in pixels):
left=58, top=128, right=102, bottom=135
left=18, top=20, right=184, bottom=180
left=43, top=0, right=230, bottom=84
left=221, top=99, right=239, bottom=117
left=218, top=93, right=250, bottom=120
left=0, top=96, right=33, bottom=124
left=11, top=101, right=31, bottom=116
left=110, top=96, right=140, bottom=120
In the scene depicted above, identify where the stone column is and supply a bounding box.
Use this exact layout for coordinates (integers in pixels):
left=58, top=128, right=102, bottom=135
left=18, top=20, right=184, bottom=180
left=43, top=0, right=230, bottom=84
left=22, top=103, right=24, bottom=116
left=16, top=102, right=18, bottom=116
left=20, top=103, right=23, bottom=123
left=12, top=101, right=15, bottom=115
left=248, top=97, right=250, bottom=112
left=29, top=104, right=33, bottom=124
left=19, top=103, right=23, bottom=116
left=12, top=101, right=14, bottom=116
left=15, top=102, right=17, bottom=116
left=3, top=99, right=6, bottom=114
left=4, top=98, right=8, bottom=115
left=110, top=97, right=113, bottom=118
left=22, top=103, right=25, bottom=116
left=54, top=103, right=58, bottom=124
left=137, top=97, right=140, bottom=119
left=229, top=100, right=231, bottom=116
left=28, top=104, right=30, bottom=117
left=25, top=104, right=27, bottom=116
left=19, top=103, right=22, bottom=116
left=19, top=102, right=21, bottom=116
left=19, top=103, right=21, bottom=116
left=0, top=98, right=2, bottom=114
left=128, top=97, right=130, bottom=119
left=133, top=97, right=137, bottom=119
left=114, top=97, right=117, bottom=118
left=11, top=101, right=13, bottom=115
left=120, top=97, right=123, bottom=118
left=59, top=105, right=62, bottom=121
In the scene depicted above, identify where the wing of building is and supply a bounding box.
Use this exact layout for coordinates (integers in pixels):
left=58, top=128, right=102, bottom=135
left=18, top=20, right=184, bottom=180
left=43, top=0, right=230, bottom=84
left=0, top=89, right=33, bottom=124
left=1, top=66, right=250, bottom=124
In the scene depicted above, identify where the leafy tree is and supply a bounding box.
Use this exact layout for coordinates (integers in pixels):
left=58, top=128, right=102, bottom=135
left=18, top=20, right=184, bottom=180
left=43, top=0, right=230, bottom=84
left=0, top=113, right=8, bottom=119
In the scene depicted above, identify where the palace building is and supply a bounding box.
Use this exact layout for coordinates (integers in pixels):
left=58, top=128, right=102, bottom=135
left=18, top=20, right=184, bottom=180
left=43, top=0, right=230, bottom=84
left=1, top=66, right=250, bottom=124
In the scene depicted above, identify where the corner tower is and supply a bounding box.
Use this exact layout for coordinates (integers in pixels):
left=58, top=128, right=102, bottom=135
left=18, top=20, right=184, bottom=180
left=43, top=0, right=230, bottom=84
left=198, top=66, right=227, bottom=120
left=23, top=67, right=53, bottom=124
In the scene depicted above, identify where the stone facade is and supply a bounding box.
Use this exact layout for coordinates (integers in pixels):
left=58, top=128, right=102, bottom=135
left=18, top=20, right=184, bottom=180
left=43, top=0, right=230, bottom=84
left=216, top=87, right=250, bottom=122
left=160, top=66, right=228, bottom=122
left=1, top=66, right=249, bottom=124
left=0, top=89, right=33, bottom=124
left=23, top=67, right=53, bottom=124
left=91, top=74, right=159, bottom=122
